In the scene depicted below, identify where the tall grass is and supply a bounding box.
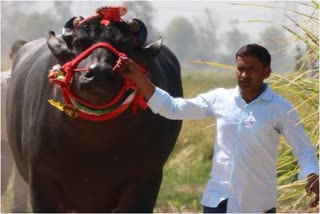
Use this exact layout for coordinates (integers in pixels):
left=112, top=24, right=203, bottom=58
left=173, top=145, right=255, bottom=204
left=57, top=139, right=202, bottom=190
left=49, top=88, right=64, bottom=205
left=272, top=73, right=319, bottom=213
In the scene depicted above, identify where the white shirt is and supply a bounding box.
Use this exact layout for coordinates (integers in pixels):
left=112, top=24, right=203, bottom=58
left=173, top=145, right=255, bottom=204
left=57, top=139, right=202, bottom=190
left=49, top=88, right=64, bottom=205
left=1, top=70, right=11, bottom=142
left=147, top=84, right=319, bottom=213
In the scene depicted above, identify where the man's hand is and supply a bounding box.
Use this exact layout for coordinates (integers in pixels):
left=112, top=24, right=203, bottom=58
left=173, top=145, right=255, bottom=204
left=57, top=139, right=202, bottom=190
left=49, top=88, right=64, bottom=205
left=114, top=56, right=156, bottom=101
left=306, top=173, right=319, bottom=207
left=114, top=56, right=145, bottom=82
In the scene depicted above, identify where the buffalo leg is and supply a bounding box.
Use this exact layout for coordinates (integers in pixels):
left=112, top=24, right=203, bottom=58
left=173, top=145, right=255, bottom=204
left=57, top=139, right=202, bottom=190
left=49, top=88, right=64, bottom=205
left=30, top=168, right=62, bottom=213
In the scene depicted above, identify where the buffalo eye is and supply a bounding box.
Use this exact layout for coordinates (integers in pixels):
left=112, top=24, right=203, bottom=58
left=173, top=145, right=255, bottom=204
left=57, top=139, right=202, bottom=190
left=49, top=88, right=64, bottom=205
left=72, top=39, right=82, bottom=52
left=81, top=24, right=89, bottom=29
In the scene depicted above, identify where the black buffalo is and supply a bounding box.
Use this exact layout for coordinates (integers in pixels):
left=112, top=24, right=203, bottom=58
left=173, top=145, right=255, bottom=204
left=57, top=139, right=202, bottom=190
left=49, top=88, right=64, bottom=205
left=7, top=6, right=182, bottom=212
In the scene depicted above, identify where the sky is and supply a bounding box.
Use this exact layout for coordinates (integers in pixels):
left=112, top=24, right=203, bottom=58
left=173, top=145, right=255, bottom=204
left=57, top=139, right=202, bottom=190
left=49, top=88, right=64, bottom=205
left=2, top=0, right=311, bottom=42
left=69, top=0, right=307, bottom=41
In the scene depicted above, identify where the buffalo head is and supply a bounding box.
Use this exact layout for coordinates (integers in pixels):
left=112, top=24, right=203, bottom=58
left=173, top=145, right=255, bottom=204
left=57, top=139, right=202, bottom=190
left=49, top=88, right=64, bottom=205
left=47, top=6, right=161, bottom=112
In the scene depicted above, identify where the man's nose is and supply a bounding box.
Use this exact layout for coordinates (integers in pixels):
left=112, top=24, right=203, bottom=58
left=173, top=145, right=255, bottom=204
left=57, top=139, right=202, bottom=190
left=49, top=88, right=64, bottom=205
left=240, top=71, right=247, bottom=78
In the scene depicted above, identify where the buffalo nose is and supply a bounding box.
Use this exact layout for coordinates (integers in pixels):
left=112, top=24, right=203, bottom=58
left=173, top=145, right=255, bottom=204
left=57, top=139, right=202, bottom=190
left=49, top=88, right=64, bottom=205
left=89, top=62, right=99, bottom=71
left=85, top=63, right=114, bottom=80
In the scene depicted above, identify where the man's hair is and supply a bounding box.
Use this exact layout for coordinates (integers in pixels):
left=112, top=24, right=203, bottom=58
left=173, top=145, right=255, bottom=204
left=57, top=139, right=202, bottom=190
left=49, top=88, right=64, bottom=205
left=236, top=44, right=271, bottom=67
left=11, top=40, right=27, bottom=55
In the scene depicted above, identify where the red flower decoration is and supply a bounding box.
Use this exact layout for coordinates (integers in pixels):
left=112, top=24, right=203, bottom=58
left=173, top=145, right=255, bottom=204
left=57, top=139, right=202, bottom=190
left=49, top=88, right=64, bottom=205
left=96, top=5, right=128, bottom=26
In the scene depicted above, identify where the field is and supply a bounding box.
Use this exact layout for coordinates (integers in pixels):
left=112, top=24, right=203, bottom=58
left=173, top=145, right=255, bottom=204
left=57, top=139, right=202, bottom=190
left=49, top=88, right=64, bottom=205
left=1, top=69, right=319, bottom=213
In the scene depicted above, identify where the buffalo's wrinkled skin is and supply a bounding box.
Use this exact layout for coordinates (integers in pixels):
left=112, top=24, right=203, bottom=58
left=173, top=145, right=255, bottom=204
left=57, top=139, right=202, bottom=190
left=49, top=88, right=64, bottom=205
left=7, top=15, right=182, bottom=213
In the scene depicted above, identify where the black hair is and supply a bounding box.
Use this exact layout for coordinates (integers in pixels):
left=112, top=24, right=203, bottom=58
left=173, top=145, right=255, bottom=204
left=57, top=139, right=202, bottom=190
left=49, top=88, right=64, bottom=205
left=11, top=40, right=28, bottom=54
left=236, top=44, right=271, bottom=67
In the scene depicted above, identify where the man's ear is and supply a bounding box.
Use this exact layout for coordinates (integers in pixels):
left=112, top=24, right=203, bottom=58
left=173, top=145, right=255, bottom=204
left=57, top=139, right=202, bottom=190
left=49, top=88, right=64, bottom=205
left=264, top=66, right=272, bottom=79
left=47, top=31, right=74, bottom=64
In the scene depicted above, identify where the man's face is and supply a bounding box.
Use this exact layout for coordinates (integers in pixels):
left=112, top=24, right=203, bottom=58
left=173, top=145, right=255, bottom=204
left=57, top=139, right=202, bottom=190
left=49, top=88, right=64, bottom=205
left=235, top=55, right=271, bottom=94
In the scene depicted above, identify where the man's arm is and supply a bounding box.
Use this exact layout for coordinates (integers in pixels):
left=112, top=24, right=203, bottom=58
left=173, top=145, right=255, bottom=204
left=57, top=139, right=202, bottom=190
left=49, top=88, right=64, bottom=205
left=280, top=107, right=319, bottom=207
left=114, top=56, right=215, bottom=120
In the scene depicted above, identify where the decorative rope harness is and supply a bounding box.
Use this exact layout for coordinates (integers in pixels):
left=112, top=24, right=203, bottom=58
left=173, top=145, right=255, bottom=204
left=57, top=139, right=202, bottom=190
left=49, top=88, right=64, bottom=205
left=48, top=42, right=149, bottom=121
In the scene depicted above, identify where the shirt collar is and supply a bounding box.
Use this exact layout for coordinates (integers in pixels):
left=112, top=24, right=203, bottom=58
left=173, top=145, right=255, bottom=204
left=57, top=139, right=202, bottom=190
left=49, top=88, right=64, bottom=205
left=234, top=83, right=273, bottom=101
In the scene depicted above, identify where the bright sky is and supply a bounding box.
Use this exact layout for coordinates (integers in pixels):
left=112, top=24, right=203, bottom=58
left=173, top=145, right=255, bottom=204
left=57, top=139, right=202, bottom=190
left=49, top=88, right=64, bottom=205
left=68, top=0, right=309, bottom=42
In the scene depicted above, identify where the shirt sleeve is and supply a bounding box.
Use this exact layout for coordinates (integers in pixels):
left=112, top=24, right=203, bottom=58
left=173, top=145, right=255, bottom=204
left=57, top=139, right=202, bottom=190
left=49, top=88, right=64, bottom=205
left=147, top=87, right=217, bottom=120
left=280, top=106, right=319, bottom=180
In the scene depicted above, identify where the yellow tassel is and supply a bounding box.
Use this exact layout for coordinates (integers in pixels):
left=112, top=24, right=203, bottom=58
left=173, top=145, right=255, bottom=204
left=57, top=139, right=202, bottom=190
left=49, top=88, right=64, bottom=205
left=48, top=99, right=64, bottom=112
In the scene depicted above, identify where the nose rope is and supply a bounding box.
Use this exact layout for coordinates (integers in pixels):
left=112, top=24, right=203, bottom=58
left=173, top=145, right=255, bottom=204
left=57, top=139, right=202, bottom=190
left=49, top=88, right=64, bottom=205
left=48, top=42, right=149, bottom=121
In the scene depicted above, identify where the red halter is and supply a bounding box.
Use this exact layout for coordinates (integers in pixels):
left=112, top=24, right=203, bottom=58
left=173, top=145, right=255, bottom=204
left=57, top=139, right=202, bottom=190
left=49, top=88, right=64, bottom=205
left=48, top=42, right=148, bottom=121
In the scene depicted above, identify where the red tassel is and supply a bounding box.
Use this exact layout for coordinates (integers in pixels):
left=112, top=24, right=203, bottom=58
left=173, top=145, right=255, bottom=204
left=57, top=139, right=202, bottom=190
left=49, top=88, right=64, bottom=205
left=101, top=8, right=121, bottom=26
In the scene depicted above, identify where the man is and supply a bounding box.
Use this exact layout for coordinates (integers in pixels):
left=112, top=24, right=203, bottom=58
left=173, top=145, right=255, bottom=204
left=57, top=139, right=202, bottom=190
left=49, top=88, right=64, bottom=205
left=114, top=44, right=319, bottom=213
left=1, top=39, right=29, bottom=212
left=1, top=40, right=28, bottom=77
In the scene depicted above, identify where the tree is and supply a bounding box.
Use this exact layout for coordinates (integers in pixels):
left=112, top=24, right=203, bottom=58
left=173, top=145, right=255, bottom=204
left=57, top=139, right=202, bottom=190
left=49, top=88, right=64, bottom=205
left=54, top=1, right=73, bottom=23
left=192, top=8, right=220, bottom=60
left=224, top=22, right=249, bottom=53
left=221, top=20, right=250, bottom=65
left=163, top=17, right=198, bottom=64
left=257, top=26, right=291, bottom=72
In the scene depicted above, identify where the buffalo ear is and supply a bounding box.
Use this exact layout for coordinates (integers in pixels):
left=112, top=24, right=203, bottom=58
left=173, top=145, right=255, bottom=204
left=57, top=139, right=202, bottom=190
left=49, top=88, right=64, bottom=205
left=62, top=16, right=83, bottom=49
left=47, top=31, right=74, bottom=63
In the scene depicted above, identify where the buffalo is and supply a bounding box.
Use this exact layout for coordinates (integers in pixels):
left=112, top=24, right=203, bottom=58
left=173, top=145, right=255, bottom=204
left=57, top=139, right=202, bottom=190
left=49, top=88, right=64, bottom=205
left=7, top=6, right=182, bottom=212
